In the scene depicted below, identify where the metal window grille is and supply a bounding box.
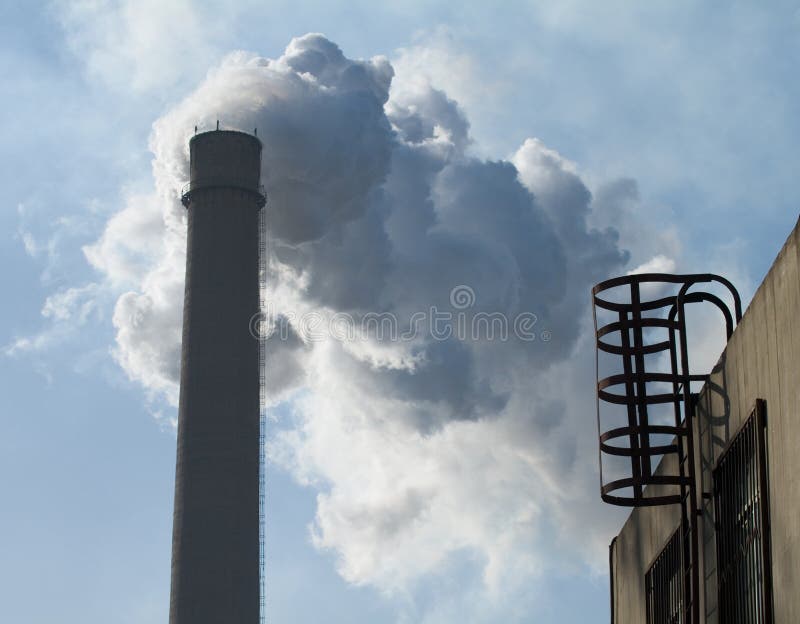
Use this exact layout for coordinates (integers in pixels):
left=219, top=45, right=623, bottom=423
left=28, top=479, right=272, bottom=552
left=713, top=400, right=773, bottom=624
left=646, top=528, right=684, bottom=624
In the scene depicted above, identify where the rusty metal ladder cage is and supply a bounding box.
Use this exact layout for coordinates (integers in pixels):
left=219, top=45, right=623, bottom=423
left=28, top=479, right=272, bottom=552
left=592, top=273, right=741, bottom=624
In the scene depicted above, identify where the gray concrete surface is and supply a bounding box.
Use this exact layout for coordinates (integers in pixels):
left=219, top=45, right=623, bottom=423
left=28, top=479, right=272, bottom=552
left=169, top=130, right=263, bottom=624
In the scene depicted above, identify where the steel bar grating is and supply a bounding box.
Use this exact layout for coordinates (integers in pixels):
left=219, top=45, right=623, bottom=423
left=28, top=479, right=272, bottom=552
left=646, top=528, right=684, bottom=624
left=713, top=401, right=773, bottom=624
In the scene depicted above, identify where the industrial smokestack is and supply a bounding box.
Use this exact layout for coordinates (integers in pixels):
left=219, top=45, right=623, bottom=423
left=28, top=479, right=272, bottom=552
left=169, top=129, right=265, bottom=623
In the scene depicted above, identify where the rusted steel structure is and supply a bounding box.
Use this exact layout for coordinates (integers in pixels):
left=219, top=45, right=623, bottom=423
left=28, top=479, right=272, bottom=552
left=592, top=273, right=742, bottom=624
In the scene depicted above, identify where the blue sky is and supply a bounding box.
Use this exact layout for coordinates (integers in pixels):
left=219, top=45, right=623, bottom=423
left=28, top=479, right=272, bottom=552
left=2, top=2, right=799, bottom=623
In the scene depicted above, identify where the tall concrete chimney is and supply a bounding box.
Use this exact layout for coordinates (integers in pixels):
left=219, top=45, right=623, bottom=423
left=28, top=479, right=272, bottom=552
left=169, top=129, right=265, bottom=624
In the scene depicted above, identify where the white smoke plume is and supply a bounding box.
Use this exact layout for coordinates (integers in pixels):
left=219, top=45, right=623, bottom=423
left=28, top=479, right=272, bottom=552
left=85, top=33, right=679, bottom=612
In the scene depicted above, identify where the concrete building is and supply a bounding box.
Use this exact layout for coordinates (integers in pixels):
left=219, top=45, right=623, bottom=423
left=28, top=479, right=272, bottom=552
left=169, top=129, right=265, bottom=624
left=594, top=217, right=800, bottom=623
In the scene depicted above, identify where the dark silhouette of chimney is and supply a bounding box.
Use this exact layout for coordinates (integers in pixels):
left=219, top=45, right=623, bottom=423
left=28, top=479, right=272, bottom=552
left=169, top=128, right=265, bottom=624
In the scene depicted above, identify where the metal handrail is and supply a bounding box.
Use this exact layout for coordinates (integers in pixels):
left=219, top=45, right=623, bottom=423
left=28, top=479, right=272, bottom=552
left=180, top=178, right=267, bottom=207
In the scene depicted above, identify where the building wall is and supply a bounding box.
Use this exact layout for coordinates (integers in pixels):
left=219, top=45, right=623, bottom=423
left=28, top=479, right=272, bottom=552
left=611, top=217, right=800, bottom=623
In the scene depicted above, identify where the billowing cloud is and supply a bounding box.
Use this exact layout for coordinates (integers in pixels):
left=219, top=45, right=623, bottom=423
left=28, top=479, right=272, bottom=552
left=86, top=33, right=652, bottom=614
left=53, top=0, right=236, bottom=93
